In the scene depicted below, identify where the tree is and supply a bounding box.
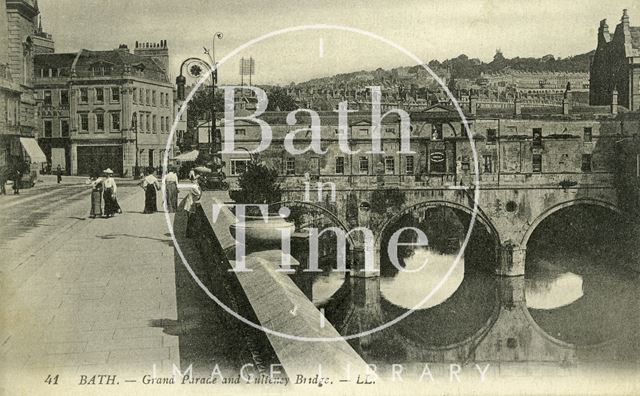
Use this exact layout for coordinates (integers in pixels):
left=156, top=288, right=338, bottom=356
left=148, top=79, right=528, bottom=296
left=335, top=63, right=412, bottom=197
left=186, top=87, right=224, bottom=130
left=265, top=87, right=298, bottom=111
left=229, top=158, right=282, bottom=212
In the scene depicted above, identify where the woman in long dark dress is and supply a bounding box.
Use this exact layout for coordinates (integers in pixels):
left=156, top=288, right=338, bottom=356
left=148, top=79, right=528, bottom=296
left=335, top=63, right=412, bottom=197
left=164, top=168, right=179, bottom=213
left=87, top=174, right=103, bottom=218
left=102, top=169, right=119, bottom=218
left=142, top=169, right=160, bottom=214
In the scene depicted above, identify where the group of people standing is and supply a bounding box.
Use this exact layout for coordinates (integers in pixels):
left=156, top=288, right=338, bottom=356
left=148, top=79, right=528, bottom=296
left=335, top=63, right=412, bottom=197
left=140, top=167, right=179, bottom=214
left=87, top=167, right=181, bottom=218
left=87, top=168, right=121, bottom=218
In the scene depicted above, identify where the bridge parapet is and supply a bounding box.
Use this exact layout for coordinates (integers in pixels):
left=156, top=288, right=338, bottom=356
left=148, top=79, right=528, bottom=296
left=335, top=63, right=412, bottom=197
left=281, top=180, right=621, bottom=276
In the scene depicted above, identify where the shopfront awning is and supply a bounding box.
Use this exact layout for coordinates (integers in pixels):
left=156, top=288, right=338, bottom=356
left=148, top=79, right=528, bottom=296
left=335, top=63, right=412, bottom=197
left=19, top=138, right=47, bottom=163
left=173, top=150, right=199, bottom=162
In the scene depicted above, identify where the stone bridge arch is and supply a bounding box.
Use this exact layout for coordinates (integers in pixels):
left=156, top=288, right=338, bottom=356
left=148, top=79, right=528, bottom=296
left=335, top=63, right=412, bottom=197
left=501, top=197, right=623, bottom=277
left=374, top=199, right=502, bottom=274
left=375, top=199, right=501, bottom=247
left=270, top=199, right=356, bottom=246
left=519, top=197, right=622, bottom=250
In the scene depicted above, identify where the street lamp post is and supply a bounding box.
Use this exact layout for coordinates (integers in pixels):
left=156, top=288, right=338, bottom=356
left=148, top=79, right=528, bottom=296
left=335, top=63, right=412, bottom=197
left=132, top=113, right=139, bottom=179
left=175, top=32, right=223, bottom=159
left=205, top=32, right=223, bottom=155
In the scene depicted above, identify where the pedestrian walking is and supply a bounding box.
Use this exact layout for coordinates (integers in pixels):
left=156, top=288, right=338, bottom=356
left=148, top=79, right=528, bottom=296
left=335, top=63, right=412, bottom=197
left=182, top=176, right=202, bottom=237
left=12, top=169, right=21, bottom=195
left=164, top=167, right=179, bottom=213
left=86, top=173, right=103, bottom=218
left=0, top=167, right=7, bottom=195
left=141, top=168, right=160, bottom=214
left=56, top=165, right=62, bottom=184
left=102, top=169, right=119, bottom=218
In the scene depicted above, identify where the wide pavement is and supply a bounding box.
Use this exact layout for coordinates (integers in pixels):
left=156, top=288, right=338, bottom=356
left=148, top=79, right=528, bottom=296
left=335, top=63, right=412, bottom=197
left=0, top=180, right=182, bottom=388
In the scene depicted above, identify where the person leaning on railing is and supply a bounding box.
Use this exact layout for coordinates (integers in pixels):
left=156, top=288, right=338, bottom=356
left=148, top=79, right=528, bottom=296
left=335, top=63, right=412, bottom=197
left=181, top=176, right=202, bottom=237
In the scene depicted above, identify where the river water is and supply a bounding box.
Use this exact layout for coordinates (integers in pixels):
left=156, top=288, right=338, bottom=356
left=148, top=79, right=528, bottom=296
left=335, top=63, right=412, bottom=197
left=299, top=205, right=640, bottom=368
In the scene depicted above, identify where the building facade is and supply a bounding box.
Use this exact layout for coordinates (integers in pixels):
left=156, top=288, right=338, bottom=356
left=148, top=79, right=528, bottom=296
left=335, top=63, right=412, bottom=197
left=33, top=41, right=176, bottom=176
left=1, top=0, right=49, bottom=177
left=219, top=98, right=623, bottom=193
left=590, top=9, right=640, bottom=111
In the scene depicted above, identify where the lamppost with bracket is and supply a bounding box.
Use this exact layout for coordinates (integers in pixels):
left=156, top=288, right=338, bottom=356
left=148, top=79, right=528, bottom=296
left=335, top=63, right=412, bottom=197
left=175, top=32, right=223, bottom=159
left=131, top=112, right=139, bottom=179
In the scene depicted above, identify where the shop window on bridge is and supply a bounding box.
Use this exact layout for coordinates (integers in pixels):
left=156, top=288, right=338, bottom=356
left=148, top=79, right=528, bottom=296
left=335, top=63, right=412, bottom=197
left=483, top=155, right=493, bottom=173
left=581, top=154, right=592, bottom=173
left=335, top=156, right=345, bottom=174
left=429, top=145, right=446, bottom=173
left=486, top=128, right=497, bottom=145
left=385, top=156, right=395, bottom=174
left=431, top=123, right=443, bottom=140
left=583, top=127, right=592, bottom=142
left=285, top=158, right=295, bottom=175
left=231, top=159, right=248, bottom=175
left=532, top=154, right=542, bottom=173
left=405, top=156, right=414, bottom=175
left=460, top=122, right=472, bottom=137
left=359, top=156, right=369, bottom=174
left=532, top=128, right=542, bottom=148
left=461, top=156, right=471, bottom=172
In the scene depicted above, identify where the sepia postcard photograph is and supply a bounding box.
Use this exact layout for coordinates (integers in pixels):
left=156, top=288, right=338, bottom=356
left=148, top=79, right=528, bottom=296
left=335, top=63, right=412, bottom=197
left=0, top=0, right=639, bottom=395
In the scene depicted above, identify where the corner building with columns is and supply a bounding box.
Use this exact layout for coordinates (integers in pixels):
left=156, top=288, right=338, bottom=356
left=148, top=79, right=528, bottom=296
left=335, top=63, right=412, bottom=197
left=33, top=40, right=175, bottom=176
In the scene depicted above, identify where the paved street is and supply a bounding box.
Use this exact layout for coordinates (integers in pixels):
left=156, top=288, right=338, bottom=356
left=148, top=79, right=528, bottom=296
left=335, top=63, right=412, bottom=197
left=0, top=181, right=180, bottom=383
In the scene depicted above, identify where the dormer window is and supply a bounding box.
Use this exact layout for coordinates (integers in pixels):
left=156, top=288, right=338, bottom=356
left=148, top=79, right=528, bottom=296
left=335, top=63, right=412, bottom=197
left=91, top=62, right=113, bottom=77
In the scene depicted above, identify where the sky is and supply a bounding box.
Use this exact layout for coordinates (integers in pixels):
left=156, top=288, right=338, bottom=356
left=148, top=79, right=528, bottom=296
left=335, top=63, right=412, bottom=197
left=38, top=0, right=640, bottom=85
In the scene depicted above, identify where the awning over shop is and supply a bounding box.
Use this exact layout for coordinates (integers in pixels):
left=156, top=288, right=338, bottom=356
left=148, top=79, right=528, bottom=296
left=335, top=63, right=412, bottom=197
left=19, top=138, right=47, bottom=163
left=173, top=150, right=199, bottom=161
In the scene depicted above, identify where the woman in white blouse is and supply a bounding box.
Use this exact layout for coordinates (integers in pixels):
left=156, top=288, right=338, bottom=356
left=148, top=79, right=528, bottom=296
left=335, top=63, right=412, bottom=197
left=141, top=167, right=160, bottom=214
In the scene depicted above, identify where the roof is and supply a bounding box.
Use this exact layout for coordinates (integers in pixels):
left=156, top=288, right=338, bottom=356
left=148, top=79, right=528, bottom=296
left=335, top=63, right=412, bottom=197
left=34, top=49, right=169, bottom=83
left=630, top=27, right=640, bottom=50
left=475, top=103, right=626, bottom=120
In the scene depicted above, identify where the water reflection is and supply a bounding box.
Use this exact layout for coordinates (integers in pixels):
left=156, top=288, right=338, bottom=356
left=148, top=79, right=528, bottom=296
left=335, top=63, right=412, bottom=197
left=302, top=203, right=638, bottom=367
left=380, top=249, right=464, bottom=310
left=525, top=205, right=639, bottom=347
left=312, top=271, right=345, bottom=305
left=525, top=259, right=584, bottom=309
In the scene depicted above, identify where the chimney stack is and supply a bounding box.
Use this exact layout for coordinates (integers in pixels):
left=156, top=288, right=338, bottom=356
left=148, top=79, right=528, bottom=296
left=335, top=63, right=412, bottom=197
left=469, top=92, right=478, bottom=116
left=133, top=39, right=170, bottom=77
left=598, top=19, right=610, bottom=45
left=622, top=9, right=630, bottom=27
left=514, top=97, right=522, bottom=116
left=562, top=82, right=572, bottom=115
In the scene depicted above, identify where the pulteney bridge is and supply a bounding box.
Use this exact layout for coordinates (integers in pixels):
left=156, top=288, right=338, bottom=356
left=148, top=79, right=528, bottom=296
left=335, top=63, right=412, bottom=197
left=280, top=171, right=626, bottom=276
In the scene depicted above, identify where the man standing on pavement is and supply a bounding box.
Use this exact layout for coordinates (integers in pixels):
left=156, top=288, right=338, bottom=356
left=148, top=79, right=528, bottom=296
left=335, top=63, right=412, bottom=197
left=0, top=167, right=6, bottom=195
left=12, top=168, right=21, bottom=195
left=56, top=165, right=62, bottom=184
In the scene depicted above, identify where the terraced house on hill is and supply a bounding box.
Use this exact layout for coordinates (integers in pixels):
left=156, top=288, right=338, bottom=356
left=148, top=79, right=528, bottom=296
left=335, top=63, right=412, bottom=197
left=33, top=40, right=175, bottom=176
